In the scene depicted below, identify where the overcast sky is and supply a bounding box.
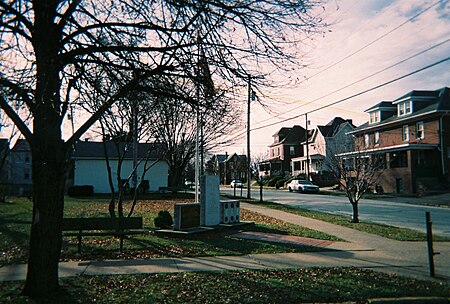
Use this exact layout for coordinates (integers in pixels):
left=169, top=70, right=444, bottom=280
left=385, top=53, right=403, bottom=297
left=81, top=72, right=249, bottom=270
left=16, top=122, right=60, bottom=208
left=228, top=0, right=450, bottom=156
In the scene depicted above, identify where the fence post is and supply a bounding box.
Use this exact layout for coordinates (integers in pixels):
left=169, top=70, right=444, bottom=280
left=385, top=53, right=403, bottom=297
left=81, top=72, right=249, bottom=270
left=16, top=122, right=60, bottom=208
left=425, top=211, right=435, bottom=277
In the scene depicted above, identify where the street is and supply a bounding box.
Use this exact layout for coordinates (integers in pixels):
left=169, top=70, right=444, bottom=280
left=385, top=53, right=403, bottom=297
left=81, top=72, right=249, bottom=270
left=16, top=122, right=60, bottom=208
left=221, top=187, right=450, bottom=238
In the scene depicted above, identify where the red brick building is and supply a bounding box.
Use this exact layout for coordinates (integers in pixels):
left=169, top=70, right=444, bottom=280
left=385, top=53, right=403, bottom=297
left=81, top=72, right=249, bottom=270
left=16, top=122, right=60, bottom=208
left=347, top=87, right=450, bottom=194
left=258, top=125, right=307, bottom=177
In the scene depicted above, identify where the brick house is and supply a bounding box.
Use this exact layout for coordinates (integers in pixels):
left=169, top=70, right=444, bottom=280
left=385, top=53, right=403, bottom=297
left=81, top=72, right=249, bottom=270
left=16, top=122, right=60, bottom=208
left=208, top=153, right=247, bottom=185
left=258, top=125, right=306, bottom=177
left=291, top=117, right=355, bottom=177
left=346, top=86, right=450, bottom=194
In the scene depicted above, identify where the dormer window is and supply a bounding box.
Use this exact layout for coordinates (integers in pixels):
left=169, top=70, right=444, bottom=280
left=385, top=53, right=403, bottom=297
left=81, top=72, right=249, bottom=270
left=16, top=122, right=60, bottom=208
left=369, top=111, right=380, bottom=124
left=398, top=100, right=412, bottom=116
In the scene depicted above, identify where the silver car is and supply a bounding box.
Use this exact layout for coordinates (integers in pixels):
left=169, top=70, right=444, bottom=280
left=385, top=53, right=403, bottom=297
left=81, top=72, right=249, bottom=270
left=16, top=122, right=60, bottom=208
left=230, top=180, right=244, bottom=188
left=287, top=179, right=319, bottom=193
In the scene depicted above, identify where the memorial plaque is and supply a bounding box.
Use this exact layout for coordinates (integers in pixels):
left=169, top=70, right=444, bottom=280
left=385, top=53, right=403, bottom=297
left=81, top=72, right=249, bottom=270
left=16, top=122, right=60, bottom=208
left=173, top=203, right=200, bottom=230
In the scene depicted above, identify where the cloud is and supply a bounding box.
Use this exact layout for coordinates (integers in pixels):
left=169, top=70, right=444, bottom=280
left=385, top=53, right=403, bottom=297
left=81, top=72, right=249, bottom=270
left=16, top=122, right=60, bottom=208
left=244, top=0, right=450, bottom=152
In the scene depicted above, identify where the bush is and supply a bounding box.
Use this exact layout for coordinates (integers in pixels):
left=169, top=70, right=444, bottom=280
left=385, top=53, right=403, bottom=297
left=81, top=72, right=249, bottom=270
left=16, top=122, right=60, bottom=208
left=154, top=210, right=173, bottom=229
left=67, top=185, right=94, bottom=197
left=275, top=179, right=286, bottom=189
left=267, top=176, right=283, bottom=187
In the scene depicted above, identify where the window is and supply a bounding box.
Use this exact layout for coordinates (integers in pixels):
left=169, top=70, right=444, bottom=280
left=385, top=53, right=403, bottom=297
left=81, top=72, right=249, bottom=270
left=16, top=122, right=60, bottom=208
left=290, top=146, right=295, bottom=156
left=398, top=101, right=412, bottom=116
left=389, top=151, right=408, bottom=168
left=374, top=132, right=380, bottom=145
left=364, top=134, right=370, bottom=148
left=24, top=169, right=30, bottom=180
left=416, top=122, right=424, bottom=139
left=402, top=125, right=409, bottom=141
left=369, top=111, right=380, bottom=124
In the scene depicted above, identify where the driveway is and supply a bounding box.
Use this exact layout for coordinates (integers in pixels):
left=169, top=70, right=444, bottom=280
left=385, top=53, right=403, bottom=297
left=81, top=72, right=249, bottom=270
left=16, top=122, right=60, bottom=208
left=220, top=187, right=450, bottom=238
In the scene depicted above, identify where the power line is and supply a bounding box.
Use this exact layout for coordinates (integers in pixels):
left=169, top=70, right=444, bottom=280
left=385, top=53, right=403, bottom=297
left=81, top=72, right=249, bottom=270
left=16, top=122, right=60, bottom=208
left=297, top=0, right=443, bottom=86
left=224, top=54, right=450, bottom=145
left=257, top=36, right=450, bottom=123
left=249, top=56, right=450, bottom=132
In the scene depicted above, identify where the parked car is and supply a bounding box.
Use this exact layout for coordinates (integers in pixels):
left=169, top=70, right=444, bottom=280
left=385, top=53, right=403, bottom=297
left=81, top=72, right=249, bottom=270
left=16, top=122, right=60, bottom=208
left=287, top=179, right=319, bottom=193
left=230, top=180, right=244, bottom=188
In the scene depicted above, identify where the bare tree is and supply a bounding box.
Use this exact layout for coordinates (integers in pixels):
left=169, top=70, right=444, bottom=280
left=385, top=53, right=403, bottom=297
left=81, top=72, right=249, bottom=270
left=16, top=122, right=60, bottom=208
left=145, top=78, right=240, bottom=193
left=0, top=1, right=325, bottom=297
left=251, top=153, right=271, bottom=203
left=328, top=139, right=386, bottom=223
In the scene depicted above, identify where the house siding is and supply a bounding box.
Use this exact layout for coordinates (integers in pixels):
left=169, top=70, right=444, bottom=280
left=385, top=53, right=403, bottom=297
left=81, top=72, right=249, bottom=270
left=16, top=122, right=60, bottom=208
left=350, top=87, right=450, bottom=194
left=74, top=159, right=168, bottom=193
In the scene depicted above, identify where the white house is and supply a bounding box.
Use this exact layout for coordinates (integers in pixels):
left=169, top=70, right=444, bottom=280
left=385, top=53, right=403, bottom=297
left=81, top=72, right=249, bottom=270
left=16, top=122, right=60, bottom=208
left=70, top=141, right=168, bottom=193
left=291, top=117, right=355, bottom=177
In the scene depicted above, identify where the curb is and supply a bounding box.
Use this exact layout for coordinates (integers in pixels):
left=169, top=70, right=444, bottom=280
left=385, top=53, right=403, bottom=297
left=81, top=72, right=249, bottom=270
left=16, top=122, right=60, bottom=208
left=368, top=297, right=449, bottom=303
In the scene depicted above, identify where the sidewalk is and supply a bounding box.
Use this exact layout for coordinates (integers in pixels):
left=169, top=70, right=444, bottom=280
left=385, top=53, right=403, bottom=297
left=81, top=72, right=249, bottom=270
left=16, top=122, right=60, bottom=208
left=1, top=203, right=449, bottom=283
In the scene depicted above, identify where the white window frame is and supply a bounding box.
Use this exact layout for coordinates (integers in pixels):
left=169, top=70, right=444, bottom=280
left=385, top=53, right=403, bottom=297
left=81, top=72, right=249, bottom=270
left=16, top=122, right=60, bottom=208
left=374, top=132, right=380, bottom=146
left=402, top=125, right=409, bottom=141
left=398, top=101, right=412, bottom=116
left=369, top=111, right=380, bottom=124
left=416, top=121, right=424, bottom=139
left=364, top=134, right=370, bottom=148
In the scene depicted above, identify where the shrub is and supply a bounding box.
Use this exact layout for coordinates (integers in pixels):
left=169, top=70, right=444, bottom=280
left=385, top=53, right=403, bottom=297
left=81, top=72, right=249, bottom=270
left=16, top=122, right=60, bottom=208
left=154, top=210, right=173, bottom=229
left=275, top=179, right=286, bottom=189
left=267, top=176, right=283, bottom=187
left=67, top=185, right=94, bottom=197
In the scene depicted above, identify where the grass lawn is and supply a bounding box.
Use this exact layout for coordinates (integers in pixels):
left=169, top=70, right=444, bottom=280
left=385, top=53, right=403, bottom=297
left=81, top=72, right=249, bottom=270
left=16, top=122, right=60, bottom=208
left=1, top=267, right=448, bottom=303
left=0, top=195, right=338, bottom=266
left=228, top=196, right=449, bottom=241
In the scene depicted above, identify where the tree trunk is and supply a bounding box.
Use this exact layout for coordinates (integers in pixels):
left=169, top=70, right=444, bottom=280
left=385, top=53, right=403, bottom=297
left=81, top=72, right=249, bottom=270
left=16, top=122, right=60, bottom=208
left=169, top=166, right=183, bottom=195
left=23, top=4, right=66, bottom=295
left=351, top=201, right=359, bottom=223
left=259, top=184, right=263, bottom=203
left=23, top=138, right=67, bottom=297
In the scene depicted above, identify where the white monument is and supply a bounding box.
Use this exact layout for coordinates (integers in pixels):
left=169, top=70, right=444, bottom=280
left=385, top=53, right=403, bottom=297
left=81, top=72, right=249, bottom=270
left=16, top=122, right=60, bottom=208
left=200, top=175, right=221, bottom=226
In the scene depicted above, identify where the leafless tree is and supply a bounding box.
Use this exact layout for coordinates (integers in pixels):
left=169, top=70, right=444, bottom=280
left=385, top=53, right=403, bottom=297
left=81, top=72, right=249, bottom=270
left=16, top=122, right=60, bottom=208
left=144, top=77, right=240, bottom=193
left=327, top=139, right=386, bottom=223
left=251, top=153, right=271, bottom=203
left=0, top=1, right=326, bottom=297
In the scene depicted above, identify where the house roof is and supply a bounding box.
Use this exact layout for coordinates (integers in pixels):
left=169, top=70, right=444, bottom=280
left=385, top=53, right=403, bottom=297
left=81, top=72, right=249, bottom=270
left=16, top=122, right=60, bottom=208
left=72, top=141, right=164, bottom=159
left=225, top=153, right=247, bottom=162
left=317, top=117, right=355, bottom=137
left=364, top=101, right=396, bottom=113
left=352, top=87, right=450, bottom=134
left=215, top=154, right=227, bottom=163
left=393, top=89, right=440, bottom=104
left=270, top=125, right=306, bottom=147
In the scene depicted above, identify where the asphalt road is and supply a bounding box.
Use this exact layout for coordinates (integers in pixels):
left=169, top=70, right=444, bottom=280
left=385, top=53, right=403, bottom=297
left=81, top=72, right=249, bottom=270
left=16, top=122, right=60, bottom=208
left=221, top=187, right=450, bottom=238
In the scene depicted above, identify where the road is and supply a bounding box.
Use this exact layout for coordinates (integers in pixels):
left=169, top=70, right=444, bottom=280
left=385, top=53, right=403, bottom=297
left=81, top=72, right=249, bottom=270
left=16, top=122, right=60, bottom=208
left=221, top=187, right=450, bottom=238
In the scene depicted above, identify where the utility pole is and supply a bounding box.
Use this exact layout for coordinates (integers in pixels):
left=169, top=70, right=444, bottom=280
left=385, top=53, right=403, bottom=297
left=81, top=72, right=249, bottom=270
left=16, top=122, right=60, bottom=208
left=246, top=74, right=262, bottom=199
left=305, top=113, right=310, bottom=180
left=132, top=100, right=138, bottom=191
left=247, top=75, right=252, bottom=199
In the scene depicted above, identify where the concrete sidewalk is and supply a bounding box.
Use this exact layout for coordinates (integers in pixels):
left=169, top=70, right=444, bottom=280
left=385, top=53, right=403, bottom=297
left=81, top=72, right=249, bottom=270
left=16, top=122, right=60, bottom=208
left=1, top=203, right=449, bottom=283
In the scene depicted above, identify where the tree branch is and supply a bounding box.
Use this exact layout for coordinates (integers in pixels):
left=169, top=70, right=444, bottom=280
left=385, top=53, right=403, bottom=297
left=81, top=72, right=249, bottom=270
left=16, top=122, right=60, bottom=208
left=0, top=95, right=33, bottom=143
